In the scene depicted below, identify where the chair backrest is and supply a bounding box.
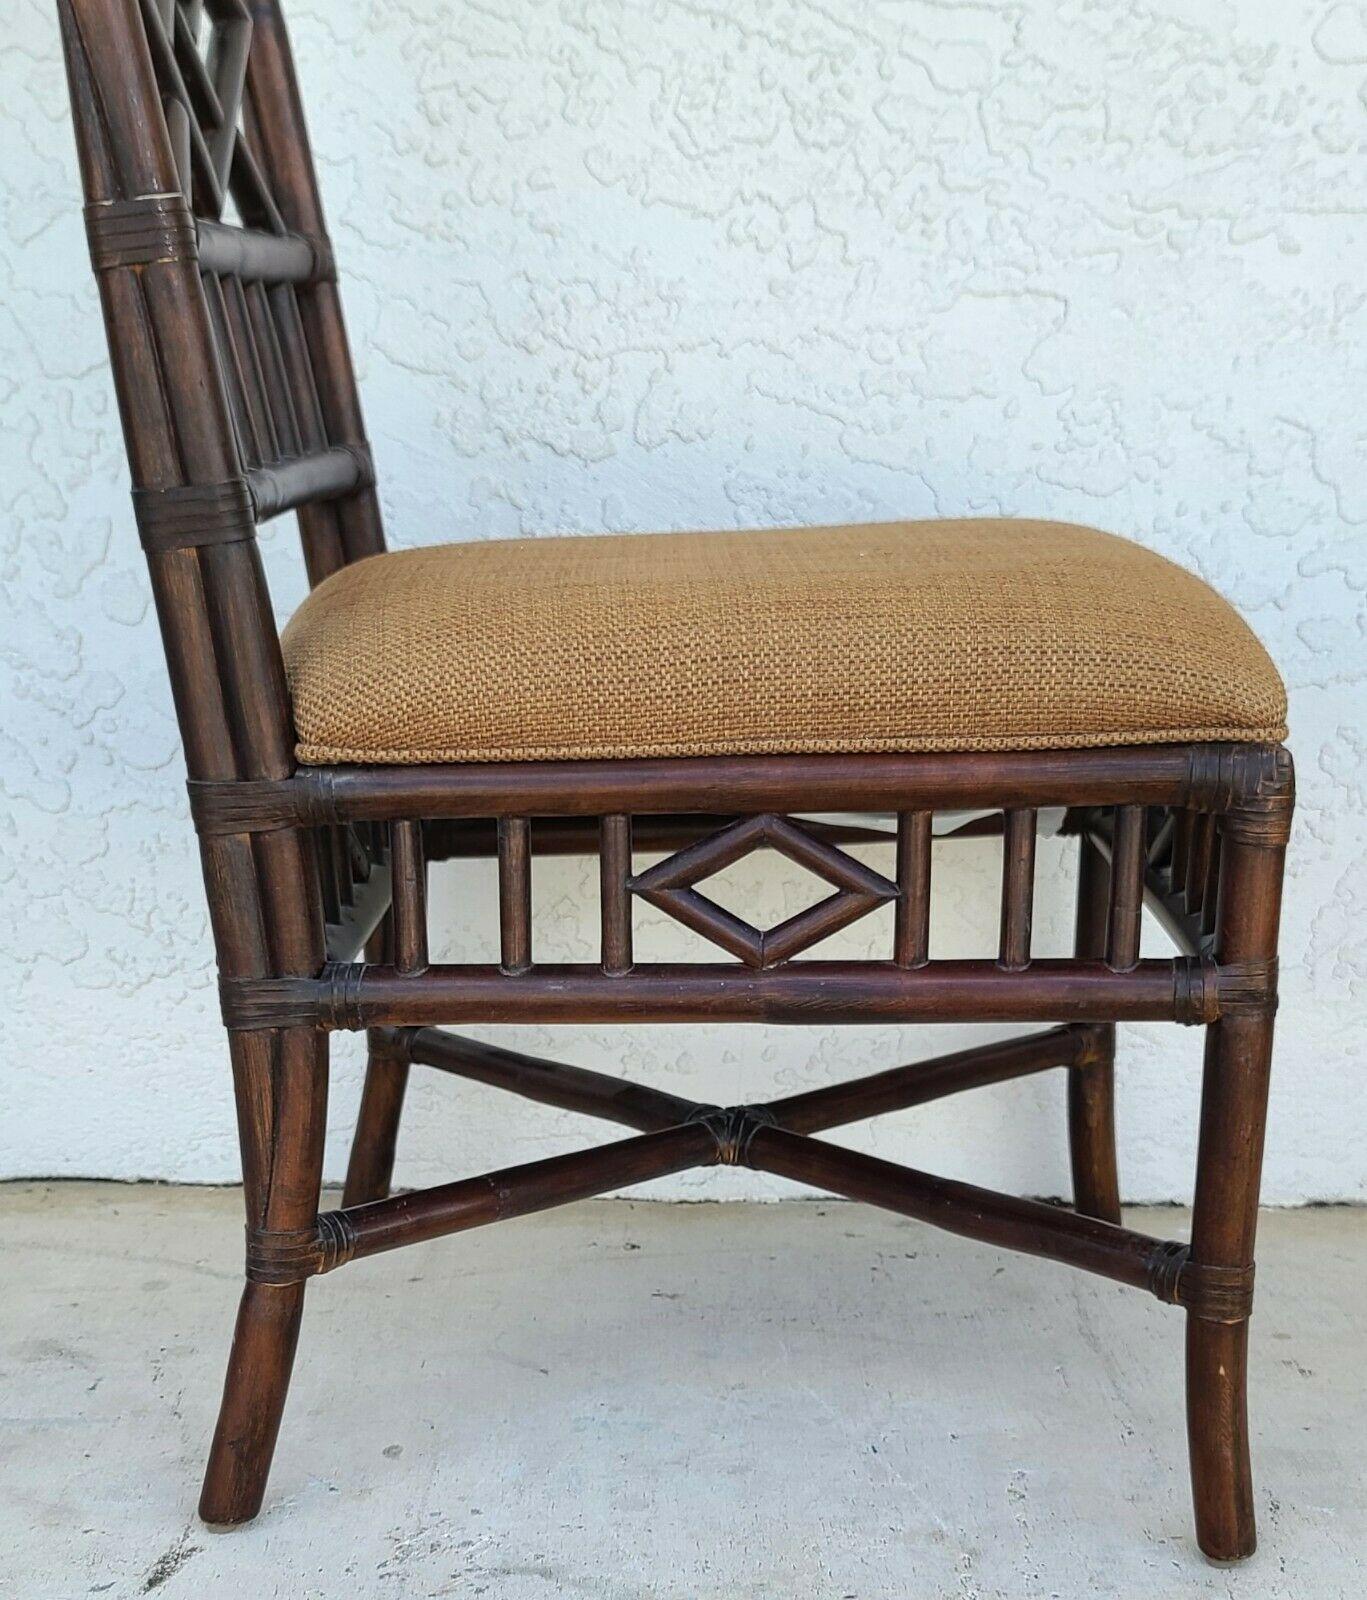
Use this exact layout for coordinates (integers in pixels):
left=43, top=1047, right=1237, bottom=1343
left=55, top=0, right=381, bottom=789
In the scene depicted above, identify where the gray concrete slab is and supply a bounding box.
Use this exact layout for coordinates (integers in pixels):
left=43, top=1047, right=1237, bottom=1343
left=1, top=1184, right=1363, bottom=1599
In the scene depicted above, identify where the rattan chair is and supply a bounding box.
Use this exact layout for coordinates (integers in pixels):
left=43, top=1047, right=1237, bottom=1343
left=55, top=0, right=1293, bottom=1562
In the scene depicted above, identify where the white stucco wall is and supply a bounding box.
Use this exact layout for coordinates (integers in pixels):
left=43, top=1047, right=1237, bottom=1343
left=1, top=0, right=1363, bottom=1200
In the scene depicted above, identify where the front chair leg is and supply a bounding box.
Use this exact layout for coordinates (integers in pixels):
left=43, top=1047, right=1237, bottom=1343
left=200, top=1025, right=330, bottom=1526
left=1186, top=1008, right=1275, bottom=1561
left=1185, top=780, right=1288, bottom=1562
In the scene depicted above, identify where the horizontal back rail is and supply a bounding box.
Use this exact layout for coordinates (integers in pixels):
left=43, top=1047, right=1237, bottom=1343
left=196, top=217, right=331, bottom=283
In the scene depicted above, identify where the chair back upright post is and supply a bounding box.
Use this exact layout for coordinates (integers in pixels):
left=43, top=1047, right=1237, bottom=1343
left=56, top=0, right=385, bottom=1525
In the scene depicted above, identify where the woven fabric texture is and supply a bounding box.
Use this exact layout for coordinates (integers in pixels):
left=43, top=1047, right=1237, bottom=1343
left=281, top=519, right=1287, bottom=765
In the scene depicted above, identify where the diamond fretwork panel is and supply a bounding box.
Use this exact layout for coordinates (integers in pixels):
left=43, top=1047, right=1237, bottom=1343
left=141, top=0, right=278, bottom=225
left=629, top=815, right=899, bottom=969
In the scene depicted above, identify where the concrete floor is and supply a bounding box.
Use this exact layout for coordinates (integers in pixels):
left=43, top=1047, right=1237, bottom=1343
left=2, top=1186, right=1363, bottom=1600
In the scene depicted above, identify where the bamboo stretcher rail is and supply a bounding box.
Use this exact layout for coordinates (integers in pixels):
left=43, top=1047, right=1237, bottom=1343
left=222, top=957, right=1242, bottom=1031
left=765, top=1026, right=1088, bottom=1133
left=308, top=1121, right=716, bottom=1272
left=388, top=1024, right=1085, bottom=1137
left=744, top=1127, right=1248, bottom=1318
left=250, top=1099, right=1251, bottom=1326
left=396, top=1027, right=698, bottom=1133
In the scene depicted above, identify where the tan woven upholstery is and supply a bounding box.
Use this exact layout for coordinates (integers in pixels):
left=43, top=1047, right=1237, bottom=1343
left=281, top=519, right=1286, bottom=765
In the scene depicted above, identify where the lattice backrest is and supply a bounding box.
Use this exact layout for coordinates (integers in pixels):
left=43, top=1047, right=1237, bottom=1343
left=57, top=0, right=385, bottom=790
left=63, top=0, right=383, bottom=583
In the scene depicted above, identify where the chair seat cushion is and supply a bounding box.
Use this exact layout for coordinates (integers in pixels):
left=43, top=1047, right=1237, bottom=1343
left=281, top=519, right=1286, bottom=765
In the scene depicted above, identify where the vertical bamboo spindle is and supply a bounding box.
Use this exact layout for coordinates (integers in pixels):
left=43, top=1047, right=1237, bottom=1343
left=498, top=816, right=532, bottom=974
left=1201, top=826, right=1223, bottom=940
left=894, top=811, right=932, bottom=968
left=1185, top=813, right=1216, bottom=916
left=389, top=820, right=427, bottom=974
left=998, top=808, right=1036, bottom=970
left=1107, top=804, right=1145, bottom=971
left=600, top=815, right=634, bottom=975
left=1172, top=809, right=1193, bottom=899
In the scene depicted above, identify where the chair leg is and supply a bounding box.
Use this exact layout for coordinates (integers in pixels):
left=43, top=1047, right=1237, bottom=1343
left=1069, top=835, right=1122, bottom=1222
left=1185, top=1009, right=1274, bottom=1561
left=1185, top=808, right=1286, bottom=1562
left=343, top=914, right=411, bottom=1207
left=342, top=1028, right=410, bottom=1206
left=200, top=1025, right=329, bottom=1526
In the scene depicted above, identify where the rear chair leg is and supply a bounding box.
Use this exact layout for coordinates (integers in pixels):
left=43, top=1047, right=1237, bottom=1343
left=1185, top=781, right=1287, bottom=1562
left=200, top=1025, right=329, bottom=1526
left=1069, top=835, right=1122, bottom=1222
left=343, top=912, right=413, bottom=1207
left=343, top=1027, right=411, bottom=1206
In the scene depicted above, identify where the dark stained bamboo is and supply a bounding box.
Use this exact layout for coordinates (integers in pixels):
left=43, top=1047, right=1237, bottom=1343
left=202, top=270, right=261, bottom=465
left=316, top=827, right=341, bottom=925
left=1069, top=835, right=1122, bottom=1223
left=767, top=1027, right=1086, bottom=1134
left=748, top=1127, right=1173, bottom=1295
left=630, top=813, right=767, bottom=891
left=196, top=218, right=324, bottom=282
left=599, top=815, right=633, bottom=974
left=335, top=1122, right=716, bottom=1264
left=1172, top=809, right=1193, bottom=898
left=308, top=958, right=1200, bottom=1027
left=1083, top=822, right=1203, bottom=959
left=324, top=852, right=391, bottom=962
left=388, top=820, right=427, bottom=974
left=59, top=0, right=344, bottom=1529
left=244, top=279, right=301, bottom=461
left=760, top=890, right=887, bottom=966
left=497, top=816, right=532, bottom=973
left=998, top=807, right=1036, bottom=969
left=248, top=445, right=370, bottom=522
left=342, top=920, right=408, bottom=1207
left=221, top=272, right=280, bottom=464
left=310, top=745, right=1215, bottom=824
left=427, top=814, right=895, bottom=860
left=244, top=2, right=385, bottom=562
left=404, top=1029, right=697, bottom=1132
left=632, top=885, right=763, bottom=966
left=1185, top=812, right=1216, bottom=916
left=893, top=810, right=932, bottom=967
left=1201, top=826, right=1222, bottom=939
left=1185, top=772, right=1291, bottom=1561
left=1106, top=804, right=1146, bottom=972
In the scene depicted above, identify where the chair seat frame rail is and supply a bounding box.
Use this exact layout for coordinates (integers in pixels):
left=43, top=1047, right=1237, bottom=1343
left=55, top=0, right=1292, bottom=1564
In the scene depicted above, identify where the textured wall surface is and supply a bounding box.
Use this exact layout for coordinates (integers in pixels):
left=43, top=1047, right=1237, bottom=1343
left=2, top=0, right=1363, bottom=1199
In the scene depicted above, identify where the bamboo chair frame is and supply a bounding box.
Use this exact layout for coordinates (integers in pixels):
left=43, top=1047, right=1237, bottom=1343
left=54, top=0, right=1293, bottom=1562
